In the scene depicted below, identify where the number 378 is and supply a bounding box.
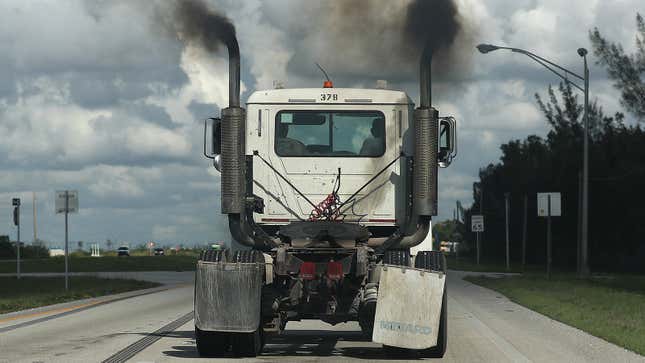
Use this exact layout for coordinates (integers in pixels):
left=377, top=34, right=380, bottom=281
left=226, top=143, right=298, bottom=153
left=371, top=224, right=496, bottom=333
left=320, top=93, right=338, bottom=101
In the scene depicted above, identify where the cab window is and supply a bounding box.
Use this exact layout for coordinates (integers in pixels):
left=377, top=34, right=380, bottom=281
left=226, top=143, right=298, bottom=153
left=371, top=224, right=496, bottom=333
left=274, top=110, right=385, bottom=157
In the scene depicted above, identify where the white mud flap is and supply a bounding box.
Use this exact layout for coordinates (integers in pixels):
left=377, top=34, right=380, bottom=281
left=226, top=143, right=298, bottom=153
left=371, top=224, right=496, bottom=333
left=194, top=261, right=263, bottom=333
left=372, top=265, right=445, bottom=349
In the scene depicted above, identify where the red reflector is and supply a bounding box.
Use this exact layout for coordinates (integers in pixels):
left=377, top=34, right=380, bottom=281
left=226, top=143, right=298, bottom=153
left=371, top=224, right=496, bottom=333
left=323, top=80, right=333, bottom=88
left=300, top=262, right=316, bottom=280
left=327, top=261, right=343, bottom=280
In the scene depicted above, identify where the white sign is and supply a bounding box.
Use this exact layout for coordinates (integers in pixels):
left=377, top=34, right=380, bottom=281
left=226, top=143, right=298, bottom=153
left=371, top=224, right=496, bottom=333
left=537, top=192, right=561, bottom=217
left=471, top=214, right=484, bottom=232
left=55, top=190, right=79, bottom=214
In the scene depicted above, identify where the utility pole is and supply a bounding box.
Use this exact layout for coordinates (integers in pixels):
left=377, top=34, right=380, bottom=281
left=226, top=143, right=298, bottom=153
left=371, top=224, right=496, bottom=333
left=12, top=198, right=21, bottom=279
left=505, top=193, right=510, bottom=271
left=522, top=194, right=528, bottom=269
left=577, top=172, right=583, bottom=275
left=547, top=195, right=552, bottom=279
left=65, top=191, right=69, bottom=291
left=33, top=192, right=37, bottom=242
left=581, top=52, right=590, bottom=277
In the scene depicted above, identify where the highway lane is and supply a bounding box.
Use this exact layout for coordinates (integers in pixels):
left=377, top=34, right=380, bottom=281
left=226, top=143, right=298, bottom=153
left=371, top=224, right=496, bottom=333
left=1, top=271, right=643, bottom=362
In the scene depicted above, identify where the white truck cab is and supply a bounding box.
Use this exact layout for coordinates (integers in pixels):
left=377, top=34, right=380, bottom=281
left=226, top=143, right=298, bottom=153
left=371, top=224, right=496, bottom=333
left=196, top=31, right=456, bottom=358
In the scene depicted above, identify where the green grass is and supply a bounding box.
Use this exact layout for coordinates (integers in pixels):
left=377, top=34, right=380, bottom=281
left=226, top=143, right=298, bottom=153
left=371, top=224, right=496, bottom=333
left=0, top=276, right=160, bottom=314
left=445, top=254, right=528, bottom=273
left=0, top=255, right=198, bottom=273
left=465, top=273, right=645, bottom=355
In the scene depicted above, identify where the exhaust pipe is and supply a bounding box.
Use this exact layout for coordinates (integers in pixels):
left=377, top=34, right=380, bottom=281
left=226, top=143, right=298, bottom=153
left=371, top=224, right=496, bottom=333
left=220, top=37, right=245, bottom=214
left=413, top=47, right=438, bottom=217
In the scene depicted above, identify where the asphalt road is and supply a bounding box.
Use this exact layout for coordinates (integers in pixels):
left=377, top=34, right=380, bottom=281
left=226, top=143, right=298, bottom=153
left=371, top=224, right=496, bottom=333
left=1, top=271, right=643, bottom=363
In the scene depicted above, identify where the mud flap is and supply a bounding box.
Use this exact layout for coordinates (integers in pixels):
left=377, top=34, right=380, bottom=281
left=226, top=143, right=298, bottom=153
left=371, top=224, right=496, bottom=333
left=372, top=265, right=445, bottom=349
left=194, top=261, right=263, bottom=333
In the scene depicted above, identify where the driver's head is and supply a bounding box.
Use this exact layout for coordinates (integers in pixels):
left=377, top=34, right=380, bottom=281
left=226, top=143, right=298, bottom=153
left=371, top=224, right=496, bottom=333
left=371, top=118, right=385, bottom=138
left=277, top=123, right=289, bottom=138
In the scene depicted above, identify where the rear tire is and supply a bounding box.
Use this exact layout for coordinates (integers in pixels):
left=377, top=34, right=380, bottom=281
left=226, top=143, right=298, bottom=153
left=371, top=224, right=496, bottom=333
left=195, top=249, right=231, bottom=357
left=421, top=287, right=447, bottom=358
left=195, top=326, right=229, bottom=357
left=232, top=249, right=264, bottom=263
left=415, top=250, right=448, bottom=358
left=383, top=249, right=410, bottom=267
left=414, top=250, right=446, bottom=272
left=199, top=248, right=229, bottom=262
left=231, top=326, right=264, bottom=357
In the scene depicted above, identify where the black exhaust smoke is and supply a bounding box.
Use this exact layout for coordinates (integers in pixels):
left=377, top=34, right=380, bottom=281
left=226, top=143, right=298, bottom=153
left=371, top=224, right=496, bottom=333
left=166, top=0, right=245, bottom=214
left=405, top=0, right=459, bottom=217
left=171, top=0, right=240, bottom=108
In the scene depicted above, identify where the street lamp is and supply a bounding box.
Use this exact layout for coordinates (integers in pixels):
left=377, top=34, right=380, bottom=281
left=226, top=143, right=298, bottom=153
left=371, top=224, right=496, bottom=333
left=477, top=43, right=590, bottom=277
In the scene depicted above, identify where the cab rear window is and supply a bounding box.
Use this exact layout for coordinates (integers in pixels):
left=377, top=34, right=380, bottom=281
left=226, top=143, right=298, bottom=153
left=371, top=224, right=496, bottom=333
left=274, top=110, right=385, bottom=157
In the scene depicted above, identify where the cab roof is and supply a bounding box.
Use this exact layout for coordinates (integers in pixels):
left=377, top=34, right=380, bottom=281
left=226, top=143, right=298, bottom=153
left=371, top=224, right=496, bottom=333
left=246, top=88, right=413, bottom=105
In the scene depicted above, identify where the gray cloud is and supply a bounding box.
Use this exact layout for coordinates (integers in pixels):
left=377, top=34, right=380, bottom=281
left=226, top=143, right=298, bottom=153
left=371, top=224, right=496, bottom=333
left=1, top=0, right=642, bottom=245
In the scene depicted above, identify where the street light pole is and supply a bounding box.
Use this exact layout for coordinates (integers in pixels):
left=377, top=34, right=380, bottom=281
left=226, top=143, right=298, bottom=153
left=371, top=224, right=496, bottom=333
left=581, top=52, right=590, bottom=277
left=477, top=43, right=590, bottom=277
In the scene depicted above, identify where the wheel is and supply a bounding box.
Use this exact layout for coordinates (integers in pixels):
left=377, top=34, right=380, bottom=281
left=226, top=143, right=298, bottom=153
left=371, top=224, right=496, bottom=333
left=231, top=326, right=264, bottom=357
left=383, top=249, right=410, bottom=267
left=199, top=248, right=229, bottom=262
left=195, top=326, right=230, bottom=357
left=414, top=250, right=446, bottom=272
left=232, top=249, right=264, bottom=263
left=383, top=345, right=417, bottom=358
left=421, top=286, right=447, bottom=358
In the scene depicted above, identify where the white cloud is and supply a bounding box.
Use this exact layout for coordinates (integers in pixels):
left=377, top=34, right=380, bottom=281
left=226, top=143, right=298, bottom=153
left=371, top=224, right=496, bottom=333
left=1, top=0, right=642, bottom=242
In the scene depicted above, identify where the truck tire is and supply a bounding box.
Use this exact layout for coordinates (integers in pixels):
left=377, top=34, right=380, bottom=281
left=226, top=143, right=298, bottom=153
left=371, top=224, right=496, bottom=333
left=230, top=249, right=266, bottom=357
left=195, top=249, right=231, bottom=357
left=199, top=248, right=229, bottom=262
left=383, top=249, right=410, bottom=267
left=414, top=250, right=447, bottom=358
left=195, top=326, right=229, bottom=357
left=232, top=249, right=264, bottom=263
left=231, top=328, right=264, bottom=357
left=414, top=250, right=446, bottom=272
left=421, top=286, right=447, bottom=358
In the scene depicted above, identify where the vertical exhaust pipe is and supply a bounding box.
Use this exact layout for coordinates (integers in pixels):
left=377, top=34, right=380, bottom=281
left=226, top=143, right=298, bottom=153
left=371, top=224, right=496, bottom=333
left=220, top=37, right=246, bottom=214
left=413, top=47, right=438, bottom=217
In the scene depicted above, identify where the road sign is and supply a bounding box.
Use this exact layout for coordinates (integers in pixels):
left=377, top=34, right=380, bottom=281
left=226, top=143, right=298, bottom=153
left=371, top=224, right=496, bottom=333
left=12, top=198, right=20, bottom=206
left=471, top=214, right=484, bottom=232
left=537, top=193, right=561, bottom=217
left=55, top=191, right=79, bottom=214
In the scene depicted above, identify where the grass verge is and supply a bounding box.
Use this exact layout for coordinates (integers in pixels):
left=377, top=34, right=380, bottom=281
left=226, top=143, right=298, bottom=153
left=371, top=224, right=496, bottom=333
left=465, top=273, right=645, bottom=355
left=0, top=276, right=160, bottom=314
left=0, top=255, right=197, bottom=273
left=445, top=255, right=527, bottom=273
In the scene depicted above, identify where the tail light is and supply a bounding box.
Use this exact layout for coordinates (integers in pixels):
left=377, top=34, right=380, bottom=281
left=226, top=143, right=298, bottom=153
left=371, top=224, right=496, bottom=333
left=300, top=262, right=316, bottom=280
left=327, top=261, right=343, bottom=280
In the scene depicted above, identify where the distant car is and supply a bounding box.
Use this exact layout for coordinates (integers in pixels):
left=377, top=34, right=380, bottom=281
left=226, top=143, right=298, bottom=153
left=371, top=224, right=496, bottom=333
left=117, top=246, right=130, bottom=257
left=154, top=248, right=165, bottom=256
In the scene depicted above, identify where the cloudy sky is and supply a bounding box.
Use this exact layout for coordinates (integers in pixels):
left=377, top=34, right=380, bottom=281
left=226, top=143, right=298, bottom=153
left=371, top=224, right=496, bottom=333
left=0, top=0, right=642, bottom=248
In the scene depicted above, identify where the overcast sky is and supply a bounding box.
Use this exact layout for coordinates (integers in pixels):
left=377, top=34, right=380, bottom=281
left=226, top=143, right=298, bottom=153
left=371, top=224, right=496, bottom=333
left=0, top=0, right=642, bottom=248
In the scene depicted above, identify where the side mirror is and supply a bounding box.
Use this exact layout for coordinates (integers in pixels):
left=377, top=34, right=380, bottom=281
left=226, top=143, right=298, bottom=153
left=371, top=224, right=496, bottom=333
left=204, top=117, right=222, bottom=171
left=438, top=117, right=457, bottom=168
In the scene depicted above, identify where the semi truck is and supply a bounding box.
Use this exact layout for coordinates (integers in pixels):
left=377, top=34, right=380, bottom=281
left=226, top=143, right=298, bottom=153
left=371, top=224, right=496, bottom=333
left=196, top=30, right=457, bottom=358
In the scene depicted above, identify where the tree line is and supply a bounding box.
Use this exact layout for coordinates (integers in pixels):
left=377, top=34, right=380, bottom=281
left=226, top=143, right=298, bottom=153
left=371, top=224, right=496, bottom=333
left=455, top=14, right=645, bottom=273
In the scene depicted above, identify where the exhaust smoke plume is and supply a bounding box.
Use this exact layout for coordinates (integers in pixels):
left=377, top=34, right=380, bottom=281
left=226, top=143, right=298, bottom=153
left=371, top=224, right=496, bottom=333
left=404, top=0, right=460, bottom=56
left=289, top=0, right=474, bottom=83
left=164, top=0, right=237, bottom=52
